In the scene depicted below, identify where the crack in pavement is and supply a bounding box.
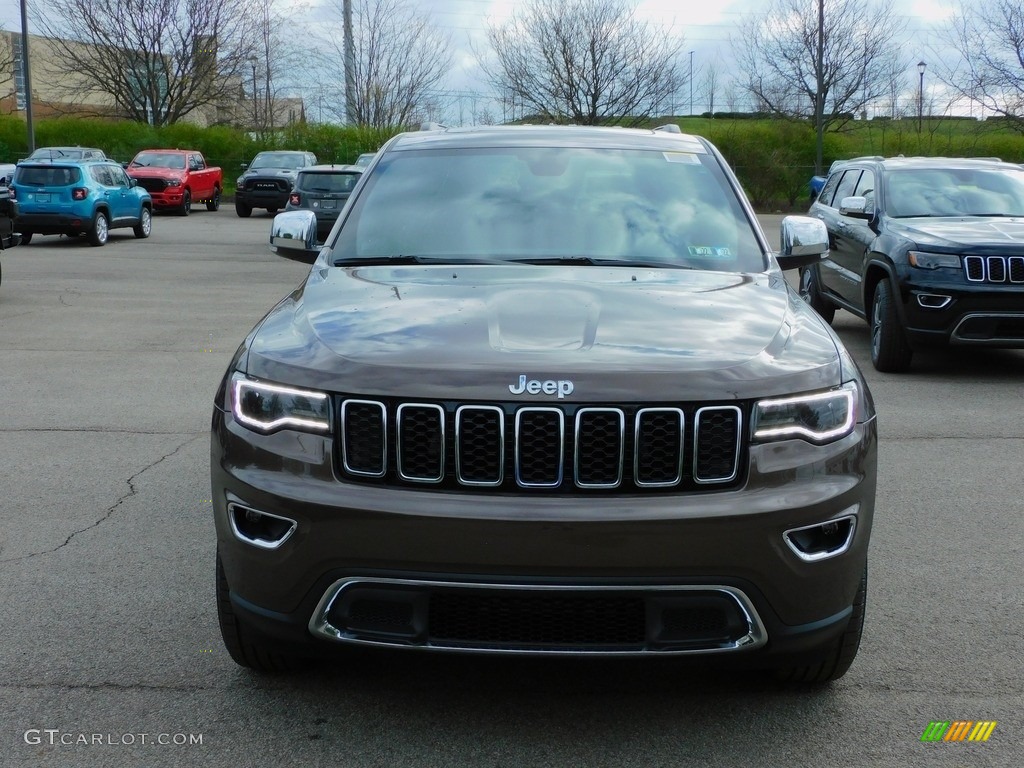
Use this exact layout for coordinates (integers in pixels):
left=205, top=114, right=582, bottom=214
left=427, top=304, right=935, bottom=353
left=0, top=433, right=205, bottom=564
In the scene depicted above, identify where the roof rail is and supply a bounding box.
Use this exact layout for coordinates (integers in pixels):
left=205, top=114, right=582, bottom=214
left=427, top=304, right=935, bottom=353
left=654, top=123, right=681, bottom=134
left=419, top=122, right=447, bottom=132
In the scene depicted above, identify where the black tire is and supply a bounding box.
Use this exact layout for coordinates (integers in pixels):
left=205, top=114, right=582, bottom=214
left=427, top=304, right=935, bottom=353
left=870, top=279, right=913, bottom=372
left=235, top=200, right=252, bottom=218
left=267, top=207, right=279, bottom=213
left=798, top=266, right=835, bottom=324
left=19, top=231, right=32, bottom=245
left=772, top=563, right=867, bottom=684
left=133, top=207, right=152, bottom=239
left=206, top=187, right=221, bottom=212
left=179, top=189, right=191, bottom=216
left=216, top=551, right=306, bottom=673
left=87, top=211, right=109, bottom=247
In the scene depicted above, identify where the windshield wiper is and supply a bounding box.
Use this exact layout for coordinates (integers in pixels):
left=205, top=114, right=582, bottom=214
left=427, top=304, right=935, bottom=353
left=332, top=255, right=510, bottom=267
left=517, top=256, right=695, bottom=269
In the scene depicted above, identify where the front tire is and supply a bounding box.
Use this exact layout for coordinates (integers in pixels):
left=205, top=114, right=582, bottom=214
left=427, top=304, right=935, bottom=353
left=206, top=187, right=221, bottom=212
left=798, top=266, right=836, bottom=324
left=216, top=551, right=306, bottom=673
left=870, top=279, right=913, bottom=372
left=20, top=231, right=32, bottom=245
left=178, top=189, right=191, bottom=216
left=235, top=200, right=252, bottom=218
left=134, top=207, right=152, bottom=238
left=772, top=564, right=867, bottom=684
left=87, top=211, right=109, bottom=246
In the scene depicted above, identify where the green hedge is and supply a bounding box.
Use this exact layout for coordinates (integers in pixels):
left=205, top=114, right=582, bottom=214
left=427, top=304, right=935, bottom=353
left=3, top=114, right=1022, bottom=208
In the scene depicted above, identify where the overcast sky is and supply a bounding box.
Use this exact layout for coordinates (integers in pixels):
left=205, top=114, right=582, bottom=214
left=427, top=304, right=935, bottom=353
left=5, top=0, right=965, bottom=120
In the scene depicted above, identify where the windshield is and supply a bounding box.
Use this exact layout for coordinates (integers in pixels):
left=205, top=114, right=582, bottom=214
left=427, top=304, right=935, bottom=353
left=332, top=147, right=764, bottom=271
left=251, top=153, right=306, bottom=170
left=131, top=152, right=186, bottom=170
left=885, top=167, right=1024, bottom=217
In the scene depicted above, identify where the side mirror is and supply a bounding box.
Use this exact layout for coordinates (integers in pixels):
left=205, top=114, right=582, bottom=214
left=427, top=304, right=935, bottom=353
left=269, top=210, right=320, bottom=257
left=240, top=162, right=248, bottom=170
left=776, top=215, right=829, bottom=271
left=838, top=195, right=872, bottom=219
left=129, top=178, right=138, bottom=188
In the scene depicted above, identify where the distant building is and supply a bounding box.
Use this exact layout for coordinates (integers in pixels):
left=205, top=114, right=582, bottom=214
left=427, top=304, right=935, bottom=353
left=0, top=30, right=304, bottom=129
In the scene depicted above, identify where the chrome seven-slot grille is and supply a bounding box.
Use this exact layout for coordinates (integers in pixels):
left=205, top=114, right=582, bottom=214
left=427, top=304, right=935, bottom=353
left=337, top=398, right=745, bottom=492
left=964, top=255, right=1024, bottom=284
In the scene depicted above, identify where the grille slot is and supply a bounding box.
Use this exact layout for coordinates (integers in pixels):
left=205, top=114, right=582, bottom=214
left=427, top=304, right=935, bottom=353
left=341, top=400, right=386, bottom=476
left=135, top=178, right=166, bottom=193
left=397, top=403, right=444, bottom=482
left=635, top=408, right=685, bottom=487
left=1010, top=257, right=1024, bottom=283
left=574, top=408, right=624, bottom=488
left=455, top=406, right=505, bottom=486
left=965, top=256, right=984, bottom=281
left=337, top=398, right=746, bottom=492
left=693, top=406, right=742, bottom=483
left=988, top=257, right=1007, bottom=282
left=515, top=408, right=564, bottom=487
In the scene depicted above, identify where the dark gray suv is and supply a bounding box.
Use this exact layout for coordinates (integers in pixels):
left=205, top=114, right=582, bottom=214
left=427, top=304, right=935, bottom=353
left=212, top=125, right=877, bottom=683
left=235, top=150, right=317, bottom=217
left=283, top=164, right=362, bottom=242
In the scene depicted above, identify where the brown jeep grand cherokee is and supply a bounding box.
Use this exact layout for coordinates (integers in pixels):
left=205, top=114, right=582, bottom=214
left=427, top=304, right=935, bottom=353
left=211, top=124, right=877, bottom=683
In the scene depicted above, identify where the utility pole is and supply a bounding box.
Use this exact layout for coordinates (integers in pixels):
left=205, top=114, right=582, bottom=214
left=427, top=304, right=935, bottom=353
left=20, top=0, right=35, bottom=152
left=689, top=51, right=694, bottom=116
left=343, top=0, right=356, bottom=125
left=814, top=0, right=824, bottom=175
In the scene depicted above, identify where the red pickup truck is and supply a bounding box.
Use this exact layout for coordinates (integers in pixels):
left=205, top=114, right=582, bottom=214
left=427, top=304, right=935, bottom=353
left=126, top=149, right=222, bottom=215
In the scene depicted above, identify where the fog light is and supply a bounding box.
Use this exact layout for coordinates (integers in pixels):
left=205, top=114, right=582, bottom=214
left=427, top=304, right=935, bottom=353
left=917, top=293, right=952, bottom=309
left=783, top=513, right=857, bottom=562
left=227, top=502, right=297, bottom=549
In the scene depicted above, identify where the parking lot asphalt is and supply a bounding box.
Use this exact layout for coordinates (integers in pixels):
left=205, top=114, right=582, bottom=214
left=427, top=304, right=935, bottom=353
left=0, top=209, right=1021, bottom=767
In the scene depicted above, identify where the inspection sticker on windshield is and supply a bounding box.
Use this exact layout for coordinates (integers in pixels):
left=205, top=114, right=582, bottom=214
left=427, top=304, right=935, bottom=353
left=663, top=152, right=700, bottom=164
left=688, top=246, right=733, bottom=258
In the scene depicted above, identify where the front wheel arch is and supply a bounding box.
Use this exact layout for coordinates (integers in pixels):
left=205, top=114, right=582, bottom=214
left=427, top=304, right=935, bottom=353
left=862, top=259, right=898, bottom=327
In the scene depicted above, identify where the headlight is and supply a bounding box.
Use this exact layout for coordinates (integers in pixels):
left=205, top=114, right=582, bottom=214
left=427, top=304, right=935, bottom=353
left=908, top=251, right=961, bottom=270
left=230, top=372, right=330, bottom=434
left=236, top=177, right=246, bottom=188
left=166, top=179, right=182, bottom=187
left=752, top=382, right=857, bottom=444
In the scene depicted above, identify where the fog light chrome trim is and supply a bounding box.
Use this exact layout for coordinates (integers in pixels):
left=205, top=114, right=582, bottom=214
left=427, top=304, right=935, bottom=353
left=227, top=502, right=297, bottom=550
left=783, top=512, right=857, bottom=562
left=916, top=293, right=952, bottom=309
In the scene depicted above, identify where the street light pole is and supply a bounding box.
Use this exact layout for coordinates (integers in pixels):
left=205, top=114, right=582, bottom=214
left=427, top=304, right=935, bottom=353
left=689, top=50, right=694, bottom=116
left=917, top=61, right=926, bottom=133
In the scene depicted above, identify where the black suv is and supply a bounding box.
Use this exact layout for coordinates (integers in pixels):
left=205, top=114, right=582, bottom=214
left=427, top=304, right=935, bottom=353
left=213, top=124, right=877, bottom=683
left=804, top=156, right=1024, bottom=371
left=283, top=164, right=362, bottom=242
left=235, top=151, right=317, bottom=217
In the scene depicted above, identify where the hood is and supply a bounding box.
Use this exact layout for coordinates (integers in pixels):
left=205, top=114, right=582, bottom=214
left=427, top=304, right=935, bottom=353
left=244, top=265, right=843, bottom=401
left=888, top=216, right=1024, bottom=249
left=128, top=166, right=184, bottom=180
left=244, top=168, right=298, bottom=178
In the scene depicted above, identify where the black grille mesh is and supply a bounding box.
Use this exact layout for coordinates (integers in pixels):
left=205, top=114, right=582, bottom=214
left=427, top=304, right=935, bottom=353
left=516, top=410, right=563, bottom=486
left=635, top=409, right=684, bottom=485
left=456, top=408, right=504, bottom=484
left=694, top=408, right=741, bottom=481
left=575, top=410, right=623, bottom=486
left=429, top=593, right=646, bottom=647
left=342, top=402, right=385, bottom=475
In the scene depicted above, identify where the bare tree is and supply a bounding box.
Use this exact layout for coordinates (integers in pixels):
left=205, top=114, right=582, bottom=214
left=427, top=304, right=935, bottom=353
left=246, top=0, right=312, bottom=136
left=31, top=0, right=253, bottom=126
left=320, top=0, right=452, bottom=129
left=938, top=0, right=1024, bottom=132
left=700, top=63, right=720, bottom=117
left=734, top=0, right=906, bottom=173
left=0, top=29, right=17, bottom=114
left=481, top=0, right=687, bottom=127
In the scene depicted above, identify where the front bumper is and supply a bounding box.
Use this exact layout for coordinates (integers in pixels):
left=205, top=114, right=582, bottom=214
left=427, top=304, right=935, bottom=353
left=211, top=405, right=877, bottom=659
left=237, top=187, right=289, bottom=209
left=900, top=276, right=1024, bottom=347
